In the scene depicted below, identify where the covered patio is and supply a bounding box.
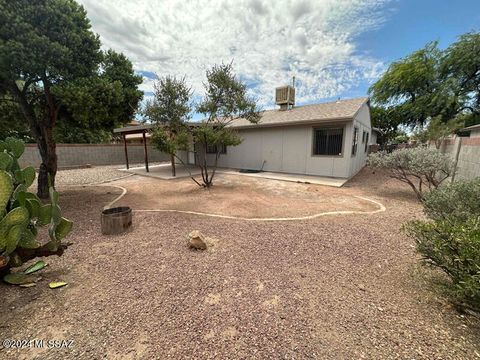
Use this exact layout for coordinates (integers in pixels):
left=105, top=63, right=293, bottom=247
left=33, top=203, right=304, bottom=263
left=114, top=123, right=197, bottom=175
left=113, top=123, right=155, bottom=173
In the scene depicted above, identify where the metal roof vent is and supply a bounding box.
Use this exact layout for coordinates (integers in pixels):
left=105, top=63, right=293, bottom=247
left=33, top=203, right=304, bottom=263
left=275, top=85, right=295, bottom=110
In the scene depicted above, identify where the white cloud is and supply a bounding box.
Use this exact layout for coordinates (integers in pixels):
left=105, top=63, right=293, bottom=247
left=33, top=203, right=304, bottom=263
left=78, top=0, right=391, bottom=109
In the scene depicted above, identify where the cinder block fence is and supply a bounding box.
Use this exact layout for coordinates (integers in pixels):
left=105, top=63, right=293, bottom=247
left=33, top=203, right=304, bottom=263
left=20, top=143, right=170, bottom=169
left=439, top=137, right=480, bottom=181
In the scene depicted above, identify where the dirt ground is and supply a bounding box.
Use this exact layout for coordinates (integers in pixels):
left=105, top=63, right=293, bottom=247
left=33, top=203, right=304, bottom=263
left=114, top=173, right=380, bottom=218
left=1, top=168, right=479, bottom=359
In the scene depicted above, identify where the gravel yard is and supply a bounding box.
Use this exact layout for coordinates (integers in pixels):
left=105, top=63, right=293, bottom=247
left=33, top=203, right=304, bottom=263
left=53, top=163, right=165, bottom=186
left=1, top=168, right=479, bottom=359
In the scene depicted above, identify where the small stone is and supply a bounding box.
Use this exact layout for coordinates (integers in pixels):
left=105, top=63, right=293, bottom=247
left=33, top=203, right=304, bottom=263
left=189, top=230, right=207, bottom=250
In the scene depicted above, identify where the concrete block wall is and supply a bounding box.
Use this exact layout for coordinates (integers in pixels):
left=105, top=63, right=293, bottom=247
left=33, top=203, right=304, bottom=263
left=439, top=137, right=480, bottom=181
left=454, top=138, right=480, bottom=180
left=20, top=144, right=170, bottom=169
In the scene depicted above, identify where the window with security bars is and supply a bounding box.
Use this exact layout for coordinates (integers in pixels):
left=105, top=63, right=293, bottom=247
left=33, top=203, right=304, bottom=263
left=313, top=128, right=344, bottom=156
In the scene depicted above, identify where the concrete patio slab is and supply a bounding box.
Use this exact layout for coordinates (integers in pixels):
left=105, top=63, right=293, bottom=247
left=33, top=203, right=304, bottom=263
left=218, top=169, right=348, bottom=187
left=120, top=163, right=348, bottom=187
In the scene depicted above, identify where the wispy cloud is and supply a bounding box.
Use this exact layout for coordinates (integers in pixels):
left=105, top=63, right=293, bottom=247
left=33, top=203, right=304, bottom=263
left=79, top=0, right=391, bottom=108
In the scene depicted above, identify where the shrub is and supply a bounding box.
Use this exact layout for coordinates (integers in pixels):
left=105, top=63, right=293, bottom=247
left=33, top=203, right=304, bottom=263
left=405, top=180, right=480, bottom=310
left=368, top=147, right=454, bottom=201
left=422, top=178, right=480, bottom=221
left=0, top=138, right=72, bottom=277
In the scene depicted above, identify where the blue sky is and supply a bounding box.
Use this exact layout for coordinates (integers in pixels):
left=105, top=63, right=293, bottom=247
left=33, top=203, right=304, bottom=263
left=348, top=0, right=480, bottom=99
left=78, top=0, right=479, bottom=115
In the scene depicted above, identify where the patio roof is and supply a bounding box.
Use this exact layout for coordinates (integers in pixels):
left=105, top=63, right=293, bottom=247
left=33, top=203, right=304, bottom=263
left=113, top=125, right=152, bottom=173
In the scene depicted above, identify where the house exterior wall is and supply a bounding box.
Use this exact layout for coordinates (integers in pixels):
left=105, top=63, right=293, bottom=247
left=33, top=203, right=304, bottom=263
left=471, top=128, right=480, bottom=138
left=199, top=103, right=373, bottom=179
left=203, top=123, right=350, bottom=177
left=349, top=104, right=372, bottom=177
left=202, top=102, right=372, bottom=178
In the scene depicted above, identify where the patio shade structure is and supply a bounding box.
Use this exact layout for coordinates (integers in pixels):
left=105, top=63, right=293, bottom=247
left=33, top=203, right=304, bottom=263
left=113, top=124, right=155, bottom=172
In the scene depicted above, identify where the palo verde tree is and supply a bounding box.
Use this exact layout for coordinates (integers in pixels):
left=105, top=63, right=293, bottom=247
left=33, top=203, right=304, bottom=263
left=194, top=63, right=260, bottom=187
left=369, top=42, right=443, bottom=128
left=145, top=76, right=192, bottom=177
left=0, top=0, right=142, bottom=198
left=370, top=32, right=480, bottom=135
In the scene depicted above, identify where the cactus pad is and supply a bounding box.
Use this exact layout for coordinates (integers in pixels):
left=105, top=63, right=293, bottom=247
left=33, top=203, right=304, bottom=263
left=0, top=171, right=13, bottom=213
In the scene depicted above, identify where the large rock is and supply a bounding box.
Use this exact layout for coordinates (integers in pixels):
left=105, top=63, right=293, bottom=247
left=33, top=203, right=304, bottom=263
left=189, top=230, right=207, bottom=250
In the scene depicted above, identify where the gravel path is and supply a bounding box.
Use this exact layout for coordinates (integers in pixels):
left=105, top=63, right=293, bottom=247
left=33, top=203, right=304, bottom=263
left=1, top=168, right=479, bottom=359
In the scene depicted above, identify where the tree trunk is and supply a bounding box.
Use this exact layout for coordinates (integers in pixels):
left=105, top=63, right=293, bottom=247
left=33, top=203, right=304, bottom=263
left=171, top=154, right=176, bottom=177
left=8, top=80, right=58, bottom=199
left=36, top=124, right=57, bottom=199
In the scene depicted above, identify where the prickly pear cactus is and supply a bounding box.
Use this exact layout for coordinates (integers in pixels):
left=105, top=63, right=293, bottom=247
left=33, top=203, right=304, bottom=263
left=0, top=137, right=73, bottom=272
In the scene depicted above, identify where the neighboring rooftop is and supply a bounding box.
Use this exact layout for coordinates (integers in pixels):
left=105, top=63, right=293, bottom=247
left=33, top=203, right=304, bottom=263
left=463, top=123, right=480, bottom=131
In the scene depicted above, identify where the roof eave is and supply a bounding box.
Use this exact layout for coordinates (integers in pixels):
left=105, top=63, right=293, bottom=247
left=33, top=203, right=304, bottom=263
left=229, top=116, right=354, bottom=130
left=462, top=124, right=480, bottom=131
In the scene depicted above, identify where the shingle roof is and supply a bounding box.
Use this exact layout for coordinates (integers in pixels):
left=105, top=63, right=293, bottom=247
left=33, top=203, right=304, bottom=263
left=114, top=97, right=369, bottom=134
left=229, top=97, right=369, bottom=129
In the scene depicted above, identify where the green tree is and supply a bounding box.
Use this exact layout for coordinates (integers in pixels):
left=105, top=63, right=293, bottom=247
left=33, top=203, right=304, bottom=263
left=145, top=76, right=192, bottom=177
left=55, top=50, right=142, bottom=144
left=370, top=106, right=402, bottom=143
left=0, top=95, right=31, bottom=141
left=412, top=116, right=464, bottom=149
left=369, top=42, right=442, bottom=128
left=0, top=0, right=101, bottom=197
left=0, top=1, right=142, bottom=197
left=440, top=32, right=480, bottom=126
left=195, top=63, right=260, bottom=187
left=370, top=32, right=480, bottom=133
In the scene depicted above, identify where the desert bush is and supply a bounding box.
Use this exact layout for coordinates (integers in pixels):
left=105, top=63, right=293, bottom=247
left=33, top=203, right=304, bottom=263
left=422, top=178, right=480, bottom=221
left=0, top=138, right=72, bottom=278
left=405, top=180, right=480, bottom=310
left=368, top=147, right=453, bottom=201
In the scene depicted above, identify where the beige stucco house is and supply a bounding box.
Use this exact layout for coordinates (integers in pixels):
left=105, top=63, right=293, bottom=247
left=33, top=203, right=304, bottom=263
left=115, top=90, right=372, bottom=180
left=200, top=96, right=372, bottom=179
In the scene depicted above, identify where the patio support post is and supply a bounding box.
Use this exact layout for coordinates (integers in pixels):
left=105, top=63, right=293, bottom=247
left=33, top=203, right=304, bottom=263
left=143, top=130, right=149, bottom=172
left=123, top=134, right=129, bottom=169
